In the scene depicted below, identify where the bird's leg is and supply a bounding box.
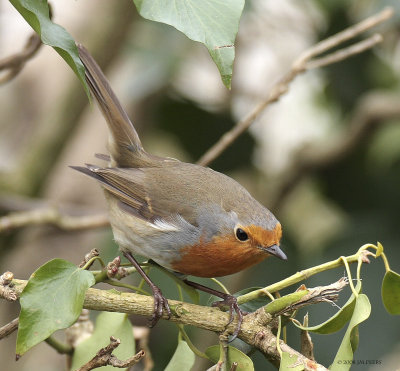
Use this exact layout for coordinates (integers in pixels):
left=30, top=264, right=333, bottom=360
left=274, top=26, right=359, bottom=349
left=123, top=251, right=171, bottom=327
left=183, top=279, right=244, bottom=341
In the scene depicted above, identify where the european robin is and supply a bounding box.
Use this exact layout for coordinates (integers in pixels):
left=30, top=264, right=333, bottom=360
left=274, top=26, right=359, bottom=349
left=73, top=45, right=287, bottom=339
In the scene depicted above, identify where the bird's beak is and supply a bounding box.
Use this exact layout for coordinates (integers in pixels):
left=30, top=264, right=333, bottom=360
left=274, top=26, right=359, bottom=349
left=262, top=244, right=287, bottom=260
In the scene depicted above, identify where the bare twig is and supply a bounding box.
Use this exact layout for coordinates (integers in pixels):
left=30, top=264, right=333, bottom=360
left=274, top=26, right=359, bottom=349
left=0, top=34, right=42, bottom=84
left=300, top=313, right=315, bottom=361
left=270, top=91, right=400, bottom=210
left=273, top=278, right=348, bottom=316
left=79, top=249, right=100, bottom=269
left=305, top=33, right=382, bottom=70
left=66, top=310, right=94, bottom=348
left=0, top=272, right=17, bottom=302
left=133, top=327, right=154, bottom=371
left=0, top=207, right=109, bottom=232
left=196, top=7, right=393, bottom=167
left=0, top=318, right=19, bottom=340
left=75, top=336, right=145, bottom=371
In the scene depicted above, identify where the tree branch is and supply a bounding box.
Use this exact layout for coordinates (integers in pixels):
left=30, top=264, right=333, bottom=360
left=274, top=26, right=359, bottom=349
left=8, top=277, right=350, bottom=370
left=270, top=92, right=400, bottom=210
left=0, top=207, right=108, bottom=232
left=0, top=34, right=42, bottom=84
left=0, top=318, right=19, bottom=340
left=76, top=336, right=145, bottom=371
left=196, top=7, right=393, bottom=167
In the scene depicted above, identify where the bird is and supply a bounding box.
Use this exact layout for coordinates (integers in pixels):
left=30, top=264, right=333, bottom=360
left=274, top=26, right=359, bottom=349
left=72, top=44, right=287, bottom=340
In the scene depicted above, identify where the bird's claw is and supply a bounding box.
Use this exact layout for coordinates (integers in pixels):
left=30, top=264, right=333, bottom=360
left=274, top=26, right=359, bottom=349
left=149, top=285, right=171, bottom=327
left=212, top=295, right=246, bottom=342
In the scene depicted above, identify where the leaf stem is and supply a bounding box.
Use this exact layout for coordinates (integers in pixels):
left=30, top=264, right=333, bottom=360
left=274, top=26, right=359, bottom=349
left=359, top=243, right=391, bottom=272
left=177, top=324, right=209, bottom=359
left=103, top=279, right=150, bottom=295
left=81, top=256, right=105, bottom=270
left=339, top=256, right=358, bottom=297
left=237, top=252, right=360, bottom=305
left=45, top=336, right=73, bottom=355
left=210, top=278, right=231, bottom=295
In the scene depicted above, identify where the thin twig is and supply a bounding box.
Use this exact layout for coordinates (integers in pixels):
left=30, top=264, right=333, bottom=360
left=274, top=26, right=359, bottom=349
left=0, top=271, right=18, bottom=302
left=300, top=313, right=315, bottom=361
left=133, top=327, right=154, bottom=371
left=196, top=7, right=393, bottom=167
left=0, top=34, right=42, bottom=84
left=0, top=318, right=19, bottom=340
left=305, top=33, right=382, bottom=70
left=75, top=336, right=145, bottom=371
left=0, top=207, right=109, bottom=232
left=296, top=7, right=393, bottom=64
left=270, top=91, right=400, bottom=210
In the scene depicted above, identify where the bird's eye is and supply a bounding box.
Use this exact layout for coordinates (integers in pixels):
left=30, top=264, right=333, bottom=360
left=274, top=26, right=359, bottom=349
left=235, top=228, right=248, bottom=241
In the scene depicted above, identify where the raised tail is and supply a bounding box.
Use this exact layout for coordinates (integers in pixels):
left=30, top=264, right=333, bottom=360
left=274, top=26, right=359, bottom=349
left=78, top=44, right=152, bottom=168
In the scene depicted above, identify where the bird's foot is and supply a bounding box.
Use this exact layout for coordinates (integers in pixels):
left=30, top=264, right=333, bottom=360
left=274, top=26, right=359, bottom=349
left=122, top=251, right=171, bottom=327
left=212, top=295, right=247, bottom=341
left=149, top=284, right=171, bottom=327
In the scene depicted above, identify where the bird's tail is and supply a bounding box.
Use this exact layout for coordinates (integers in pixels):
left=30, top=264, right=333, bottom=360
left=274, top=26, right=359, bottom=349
left=77, top=44, right=153, bottom=168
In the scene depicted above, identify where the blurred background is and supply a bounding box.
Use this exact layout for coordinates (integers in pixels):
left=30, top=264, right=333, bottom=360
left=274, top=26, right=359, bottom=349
left=1, top=0, right=400, bottom=370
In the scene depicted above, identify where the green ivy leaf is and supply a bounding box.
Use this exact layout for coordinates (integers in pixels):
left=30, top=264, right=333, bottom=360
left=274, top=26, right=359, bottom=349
left=165, top=340, right=195, bottom=371
left=206, top=345, right=254, bottom=371
left=382, top=270, right=400, bottom=315
left=71, top=312, right=135, bottom=371
left=279, top=352, right=304, bottom=371
left=293, top=282, right=362, bottom=334
left=9, top=0, right=89, bottom=97
left=330, top=294, right=371, bottom=370
left=133, top=0, right=245, bottom=89
left=16, top=259, right=95, bottom=356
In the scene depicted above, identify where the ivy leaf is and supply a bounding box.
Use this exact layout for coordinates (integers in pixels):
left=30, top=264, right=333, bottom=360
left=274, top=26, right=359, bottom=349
left=165, top=340, right=195, bottom=371
left=382, top=270, right=400, bottom=315
left=133, top=0, right=245, bottom=88
left=293, top=282, right=362, bottom=334
left=9, top=0, right=89, bottom=97
left=16, top=259, right=95, bottom=357
left=71, top=312, right=135, bottom=371
left=206, top=345, right=254, bottom=371
left=330, top=294, right=371, bottom=370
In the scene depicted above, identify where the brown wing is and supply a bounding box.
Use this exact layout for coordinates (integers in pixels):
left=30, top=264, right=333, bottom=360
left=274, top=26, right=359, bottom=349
left=70, top=165, right=157, bottom=221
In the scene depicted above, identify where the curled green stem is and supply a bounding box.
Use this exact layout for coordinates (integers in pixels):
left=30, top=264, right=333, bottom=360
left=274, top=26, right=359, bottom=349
left=45, top=336, right=73, bottom=355
left=339, top=256, right=358, bottom=297
left=210, top=278, right=231, bottom=295
left=177, top=324, right=209, bottom=359
left=104, top=279, right=150, bottom=295
left=81, top=256, right=105, bottom=270
left=237, top=251, right=361, bottom=305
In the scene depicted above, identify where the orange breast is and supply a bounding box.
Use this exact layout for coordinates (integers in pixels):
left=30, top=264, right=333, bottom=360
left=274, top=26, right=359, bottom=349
left=171, top=223, right=282, bottom=277
left=171, top=235, right=266, bottom=277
